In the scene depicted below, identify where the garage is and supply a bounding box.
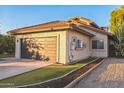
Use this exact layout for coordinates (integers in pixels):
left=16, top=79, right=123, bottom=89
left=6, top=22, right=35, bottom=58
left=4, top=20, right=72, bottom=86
left=20, top=36, right=57, bottom=62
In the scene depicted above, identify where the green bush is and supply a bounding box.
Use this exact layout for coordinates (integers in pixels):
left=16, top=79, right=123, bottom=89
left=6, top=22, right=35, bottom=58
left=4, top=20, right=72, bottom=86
left=0, top=34, right=15, bottom=54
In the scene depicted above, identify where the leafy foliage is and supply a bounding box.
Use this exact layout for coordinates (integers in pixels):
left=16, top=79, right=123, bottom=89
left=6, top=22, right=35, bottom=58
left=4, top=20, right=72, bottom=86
left=113, top=24, right=124, bottom=56
left=110, top=6, right=124, bottom=33
left=110, top=6, right=124, bottom=57
left=0, top=34, right=15, bottom=54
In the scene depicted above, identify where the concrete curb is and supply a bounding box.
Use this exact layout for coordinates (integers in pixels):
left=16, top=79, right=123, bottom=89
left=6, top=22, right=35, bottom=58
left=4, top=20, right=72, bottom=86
left=16, top=58, right=99, bottom=88
left=64, top=58, right=105, bottom=88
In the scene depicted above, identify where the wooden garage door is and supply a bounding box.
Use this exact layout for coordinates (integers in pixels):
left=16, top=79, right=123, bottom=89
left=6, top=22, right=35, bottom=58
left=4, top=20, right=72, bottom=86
left=21, top=37, right=57, bottom=62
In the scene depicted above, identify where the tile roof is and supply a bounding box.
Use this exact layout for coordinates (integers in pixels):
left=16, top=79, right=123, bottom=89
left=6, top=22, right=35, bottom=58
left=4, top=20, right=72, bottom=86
left=8, top=16, right=112, bottom=36
left=8, top=21, right=69, bottom=34
left=76, top=22, right=112, bottom=36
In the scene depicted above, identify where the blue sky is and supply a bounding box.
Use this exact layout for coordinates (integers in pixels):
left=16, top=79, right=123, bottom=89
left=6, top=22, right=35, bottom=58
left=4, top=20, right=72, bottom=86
left=0, top=5, right=119, bottom=34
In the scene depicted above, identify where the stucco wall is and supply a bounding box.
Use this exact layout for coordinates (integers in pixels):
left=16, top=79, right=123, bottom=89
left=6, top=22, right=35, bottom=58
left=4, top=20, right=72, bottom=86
left=78, top=27, right=109, bottom=57
left=67, top=30, right=91, bottom=63
left=15, top=28, right=108, bottom=64
left=15, top=30, right=67, bottom=64
left=90, top=32, right=108, bottom=57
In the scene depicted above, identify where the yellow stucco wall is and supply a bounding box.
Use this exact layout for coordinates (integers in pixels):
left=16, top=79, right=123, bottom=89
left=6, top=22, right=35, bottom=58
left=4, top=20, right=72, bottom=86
left=15, top=30, right=67, bottom=64
left=15, top=28, right=108, bottom=64
left=90, top=32, right=108, bottom=57
left=77, top=27, right=109, bottom=57
left=66, top=30, right=91, bottom=63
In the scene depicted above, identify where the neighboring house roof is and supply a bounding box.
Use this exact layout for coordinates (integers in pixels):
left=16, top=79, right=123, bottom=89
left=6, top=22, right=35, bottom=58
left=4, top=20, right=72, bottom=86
left=8, top=16, right=112, bottom=36
left=68, top=16, right=112, bottom=36
left=68, top=16, right=100, bottom=29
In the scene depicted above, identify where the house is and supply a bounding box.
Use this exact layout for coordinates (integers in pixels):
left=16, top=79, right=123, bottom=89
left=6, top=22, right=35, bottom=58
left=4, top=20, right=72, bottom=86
left=8, top=16, right=112, bottom=64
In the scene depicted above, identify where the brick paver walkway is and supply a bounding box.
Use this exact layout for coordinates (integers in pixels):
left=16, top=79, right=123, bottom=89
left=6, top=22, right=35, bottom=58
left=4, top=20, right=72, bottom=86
left=74, top=58, right=124, bottom=88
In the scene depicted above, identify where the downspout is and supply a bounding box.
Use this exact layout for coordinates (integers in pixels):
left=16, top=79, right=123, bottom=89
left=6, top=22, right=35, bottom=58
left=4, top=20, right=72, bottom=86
left=67, top=30, right=73, bottom=63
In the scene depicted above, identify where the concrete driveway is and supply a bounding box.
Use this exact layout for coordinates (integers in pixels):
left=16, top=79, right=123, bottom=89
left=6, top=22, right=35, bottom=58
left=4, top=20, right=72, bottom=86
left=74, top=58, right=124, bottom=88
left=0, top=58, right=53, bottom=80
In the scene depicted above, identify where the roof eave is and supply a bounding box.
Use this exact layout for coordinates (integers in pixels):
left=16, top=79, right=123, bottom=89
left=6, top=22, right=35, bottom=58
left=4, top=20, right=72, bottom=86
left=78, top=24, right=112, bottom=36
left=71, top=25, right=95, bottom=37
left=8, top=26, right=70, bottom=35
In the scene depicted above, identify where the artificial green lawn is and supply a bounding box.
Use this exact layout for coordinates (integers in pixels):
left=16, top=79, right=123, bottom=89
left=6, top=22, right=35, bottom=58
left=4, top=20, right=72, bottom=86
left=0, top=54, right=14, bottom=58
left=0, top=57, right=96, bottom=87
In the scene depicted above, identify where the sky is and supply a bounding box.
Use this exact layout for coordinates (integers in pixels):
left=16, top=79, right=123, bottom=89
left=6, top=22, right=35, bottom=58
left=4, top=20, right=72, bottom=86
left=0, top=5, right=119, bottom=34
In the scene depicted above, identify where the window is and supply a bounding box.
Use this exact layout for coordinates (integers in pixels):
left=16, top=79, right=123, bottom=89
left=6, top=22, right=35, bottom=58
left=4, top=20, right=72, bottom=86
left=71, top=37, right=87, bottom=50
left=75, top=39, right=86, bottom=49
left=73, top=38, right=76, bottom=43
left=76, top=39, right=82, bottom=48
left=77, top=39, right=81, bottom=48
left=92, top=40, right=97, bottom=49
left=71, top=37, right=77, bottom=50
left=98, top=40, right=104, bottom=49
left=81, top=41, right=86, bottom=48
left=92, top=40, right=104, bottom=49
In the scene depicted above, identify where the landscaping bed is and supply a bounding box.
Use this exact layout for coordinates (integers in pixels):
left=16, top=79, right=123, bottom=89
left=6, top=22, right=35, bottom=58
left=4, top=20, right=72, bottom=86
left=19, top=58, right=104, bottom=88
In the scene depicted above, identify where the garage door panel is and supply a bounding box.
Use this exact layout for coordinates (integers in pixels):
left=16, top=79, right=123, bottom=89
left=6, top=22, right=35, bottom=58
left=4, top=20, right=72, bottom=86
left=46, top=49, right=56, bottom=52
left=46, top=37, right=56, bottom=40
left=45, top=42, right=56, bottom=45
left=46, top=44, right=56, bottom=47
left=46, top=41, right=56, bottom=44
left=46, top=42, right=56, bottom=45
left=46, top=46, right=56, bottom=49
left=21, top=37, right=57, bottom=62
left=47, top=51, right=56, bottom=53
left=47, top=53, right=56, bottom=57
left=48, top=57, right=56, bottom=60
left=46, top=39, right=56, bottom=41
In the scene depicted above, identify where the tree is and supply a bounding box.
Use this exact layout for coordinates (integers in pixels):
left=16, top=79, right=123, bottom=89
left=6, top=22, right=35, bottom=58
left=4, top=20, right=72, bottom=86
left=113, top=24, right=124, bottom=56
left=0, top=35, right=15, bottom=54
left=110, top=6, right=124, bottom=57
left=110, top=6, right=124, bottom=34
left=0, top=35, right=4, bottom=53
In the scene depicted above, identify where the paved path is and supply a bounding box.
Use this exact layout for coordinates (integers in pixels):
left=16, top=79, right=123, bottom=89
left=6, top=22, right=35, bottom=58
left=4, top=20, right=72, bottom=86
left=0, top=59, right=53, bottom=80
left=74, top=58, right=124, bottom=88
